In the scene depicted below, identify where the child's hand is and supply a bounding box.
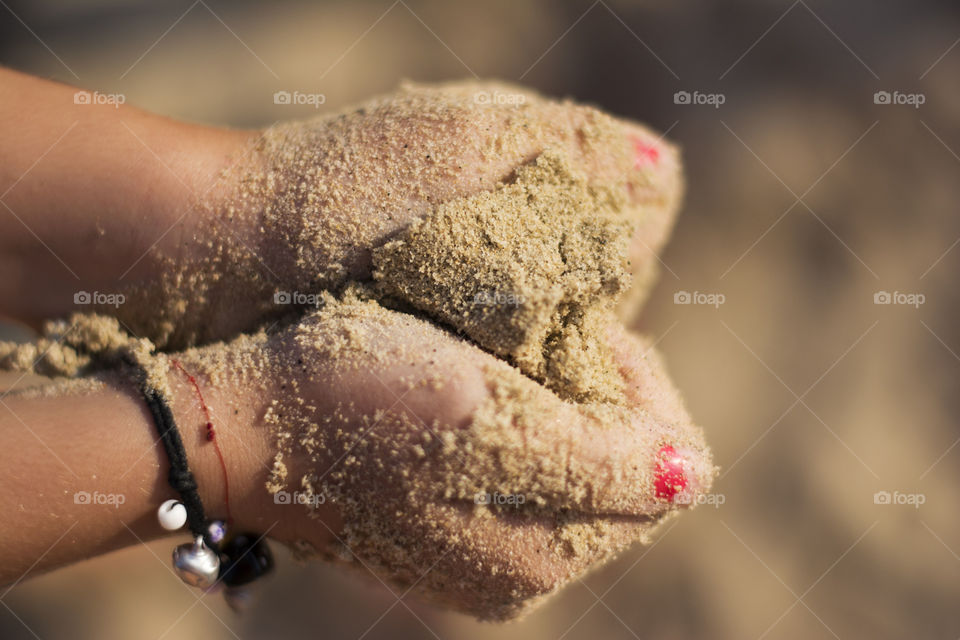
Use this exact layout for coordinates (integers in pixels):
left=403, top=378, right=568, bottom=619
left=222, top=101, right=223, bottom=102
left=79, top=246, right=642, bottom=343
left=1, top=72, right=682, bottom=348
left=175, top=296, right=713, bottom=619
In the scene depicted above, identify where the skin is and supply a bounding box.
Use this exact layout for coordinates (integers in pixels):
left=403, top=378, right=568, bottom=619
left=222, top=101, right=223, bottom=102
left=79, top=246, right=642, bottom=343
left=0, top=68, right=711, bottom=614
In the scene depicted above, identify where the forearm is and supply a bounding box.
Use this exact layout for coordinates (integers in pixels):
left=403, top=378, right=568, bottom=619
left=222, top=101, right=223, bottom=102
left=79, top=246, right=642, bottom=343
left=0, top=375, right=181, bottom=583
left=0, top=363, right=285, bottom=585
left=0, top=67, right=247, bottom=324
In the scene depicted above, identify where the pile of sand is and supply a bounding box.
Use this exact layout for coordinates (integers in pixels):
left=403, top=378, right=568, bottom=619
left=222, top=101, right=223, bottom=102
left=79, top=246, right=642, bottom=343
left=373, top=150, right=631, bottom=402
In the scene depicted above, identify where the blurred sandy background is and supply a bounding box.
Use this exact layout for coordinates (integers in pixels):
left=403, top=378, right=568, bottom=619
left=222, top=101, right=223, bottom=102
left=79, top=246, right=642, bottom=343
left=2, top=0, right=959, bottom=638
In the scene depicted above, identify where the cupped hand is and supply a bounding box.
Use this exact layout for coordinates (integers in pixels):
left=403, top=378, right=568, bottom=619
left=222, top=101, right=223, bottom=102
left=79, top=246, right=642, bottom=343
left=182, top=292, right=713, bottom=619
left=99, top=80, right=682, bottom=348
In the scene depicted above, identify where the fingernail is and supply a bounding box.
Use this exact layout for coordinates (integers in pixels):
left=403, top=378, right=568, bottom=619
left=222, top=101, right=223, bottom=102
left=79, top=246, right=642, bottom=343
left=654, top=443, right=714, bottom=509
left=630, top=134, right=661, bottom=169
left=654, top=444, right=687, bottom=501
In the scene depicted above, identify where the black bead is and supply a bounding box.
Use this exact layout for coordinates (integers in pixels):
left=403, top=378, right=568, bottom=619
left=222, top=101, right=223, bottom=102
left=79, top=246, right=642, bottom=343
left=219, top=533, right=273, bottom=587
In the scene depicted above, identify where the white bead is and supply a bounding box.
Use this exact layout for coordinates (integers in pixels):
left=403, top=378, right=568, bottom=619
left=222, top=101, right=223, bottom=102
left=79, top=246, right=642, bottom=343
left=158, top=499, right=187, bottom=530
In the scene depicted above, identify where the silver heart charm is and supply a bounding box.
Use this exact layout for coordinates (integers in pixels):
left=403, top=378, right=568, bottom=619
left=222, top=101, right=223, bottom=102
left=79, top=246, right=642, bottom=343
left=172, top=536, right=220, bottom=588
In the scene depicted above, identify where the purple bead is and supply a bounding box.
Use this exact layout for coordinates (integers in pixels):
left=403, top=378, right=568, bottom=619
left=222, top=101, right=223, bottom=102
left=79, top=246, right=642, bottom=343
left=207, top=520, right=227, bottom=544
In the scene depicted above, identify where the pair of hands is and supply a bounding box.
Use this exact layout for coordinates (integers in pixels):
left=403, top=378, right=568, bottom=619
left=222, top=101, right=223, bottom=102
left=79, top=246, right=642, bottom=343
left=0, top=70, right=712, bottom=616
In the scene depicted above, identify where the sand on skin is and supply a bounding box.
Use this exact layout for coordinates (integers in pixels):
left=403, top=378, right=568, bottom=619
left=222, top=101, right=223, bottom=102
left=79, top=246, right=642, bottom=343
left=0, top=81, right=713, bottom=619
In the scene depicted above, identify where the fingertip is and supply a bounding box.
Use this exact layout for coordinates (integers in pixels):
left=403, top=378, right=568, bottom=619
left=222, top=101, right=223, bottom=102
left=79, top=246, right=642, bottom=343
left=654, top=443, right=717, bottom=509
left=629, top=132, right=662, bottom=169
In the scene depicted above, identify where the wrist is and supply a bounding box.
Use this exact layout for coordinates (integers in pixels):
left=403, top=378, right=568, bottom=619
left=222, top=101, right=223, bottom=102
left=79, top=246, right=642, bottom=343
left=163, top=341, right=345, bottom=551
left=0, top=68, right=256, bottom=325
left=125, top=121, right=256, bottom=274
left=162, top=354, right=276, bottom=535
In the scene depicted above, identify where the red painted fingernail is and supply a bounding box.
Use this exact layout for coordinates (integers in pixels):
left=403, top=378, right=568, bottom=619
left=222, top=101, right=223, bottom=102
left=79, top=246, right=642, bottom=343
left=632, top=136, right=660, bottom=168
left=654, top=444, right=687, bottom=501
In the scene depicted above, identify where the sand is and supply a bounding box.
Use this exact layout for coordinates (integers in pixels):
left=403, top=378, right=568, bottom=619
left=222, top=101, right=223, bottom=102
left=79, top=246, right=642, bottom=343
left=0, top=80, right=710, bottom=619
left=0, top=313, right=168, bottom=394
left=373, top=150, right=630, bottom=402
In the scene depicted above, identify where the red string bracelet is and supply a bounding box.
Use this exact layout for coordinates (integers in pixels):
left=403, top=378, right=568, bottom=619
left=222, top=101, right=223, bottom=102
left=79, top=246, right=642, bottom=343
left=170, top=358, right=232, bottom=523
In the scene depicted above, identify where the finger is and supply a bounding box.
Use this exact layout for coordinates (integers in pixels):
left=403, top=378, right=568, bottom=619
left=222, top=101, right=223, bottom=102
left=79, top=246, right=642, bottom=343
left=606, top=322, right=694, bottom=423
left=606, top=323, right=718, bottom=509
left=437, top=356, right=715, bottom=518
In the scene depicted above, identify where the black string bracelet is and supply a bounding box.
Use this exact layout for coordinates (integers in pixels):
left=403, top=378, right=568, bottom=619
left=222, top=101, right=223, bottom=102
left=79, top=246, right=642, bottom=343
left=125, top=357, right=209, bottom=542
left=123, top=355, right=274, bottom=602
